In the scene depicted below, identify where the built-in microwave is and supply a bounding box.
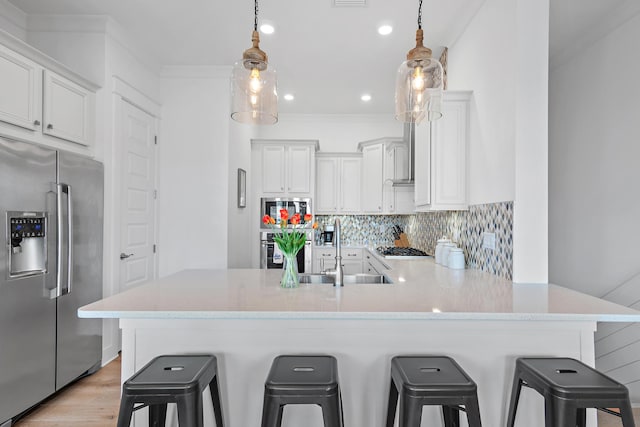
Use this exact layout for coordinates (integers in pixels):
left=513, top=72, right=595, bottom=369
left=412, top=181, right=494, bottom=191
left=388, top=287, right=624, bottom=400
left=260, top=197, right=312, bottom=227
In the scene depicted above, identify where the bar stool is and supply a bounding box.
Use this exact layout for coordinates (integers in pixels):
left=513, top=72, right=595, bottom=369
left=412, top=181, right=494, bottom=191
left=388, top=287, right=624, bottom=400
left=385, top=355, right=482, bottom=427
left=260, top=355, right=344, bottom=427
left=506, top=357, right=635, bottom=427
left=116, top=354, right=225, bottom=427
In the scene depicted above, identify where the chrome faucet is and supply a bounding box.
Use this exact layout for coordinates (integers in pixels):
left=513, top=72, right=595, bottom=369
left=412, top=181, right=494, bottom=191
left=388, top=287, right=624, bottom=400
left=325, top=219, right=344, bottom=287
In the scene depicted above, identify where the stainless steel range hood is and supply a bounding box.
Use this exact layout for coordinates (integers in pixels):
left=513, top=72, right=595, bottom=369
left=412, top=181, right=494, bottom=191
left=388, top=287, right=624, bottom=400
left=392, top=122, right=415, bottom=187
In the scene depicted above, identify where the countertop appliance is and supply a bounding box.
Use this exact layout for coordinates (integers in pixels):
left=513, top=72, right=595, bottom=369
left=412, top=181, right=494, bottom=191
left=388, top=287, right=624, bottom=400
left=376, top=246, right=430, bottom=259
left=0, top=137, right=103, bottom=426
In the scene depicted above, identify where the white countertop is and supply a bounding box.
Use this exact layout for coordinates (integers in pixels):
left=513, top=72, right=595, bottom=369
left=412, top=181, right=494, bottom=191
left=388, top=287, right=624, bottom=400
left=79, top=255, right=640, bottom=322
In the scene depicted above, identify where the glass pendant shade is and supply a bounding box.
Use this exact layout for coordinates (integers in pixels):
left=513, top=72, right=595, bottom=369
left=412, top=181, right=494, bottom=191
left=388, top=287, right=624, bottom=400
left=395, top=58, right=443, bottom=123
left=231, top=60, right=278, bottom=125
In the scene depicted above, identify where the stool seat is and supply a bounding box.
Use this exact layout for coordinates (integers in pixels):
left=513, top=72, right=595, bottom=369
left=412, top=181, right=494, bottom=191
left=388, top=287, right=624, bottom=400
left=507, top=357, right=635, bottom=427
left=117, top=354, right=225, bottom=427
left=261, top=355, right=343, bottom=427
left=386, top=356, right=482, bottom=427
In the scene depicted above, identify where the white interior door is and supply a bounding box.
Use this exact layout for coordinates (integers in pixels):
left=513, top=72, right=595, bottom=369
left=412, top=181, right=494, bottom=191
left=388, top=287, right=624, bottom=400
left=119, top=100, right=156, bottom=292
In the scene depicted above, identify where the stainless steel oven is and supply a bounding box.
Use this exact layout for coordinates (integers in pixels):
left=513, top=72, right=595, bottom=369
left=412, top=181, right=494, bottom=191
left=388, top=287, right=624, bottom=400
left=260, top=231, right=312, bottom=273
left=260, top=197, right=311, bottom=226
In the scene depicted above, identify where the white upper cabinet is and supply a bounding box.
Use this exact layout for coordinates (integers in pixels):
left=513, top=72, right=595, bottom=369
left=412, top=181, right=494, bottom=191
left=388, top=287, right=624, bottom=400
left=0, top=35, right=98, bottom=152
left=43, top=70, right=94, bottom=146
left=361, top=143, right=384, bottom=213
left=415, top=91, right=471, bottom=211
left=252, top=140, right=318, bottom=198
left=0, top=44, right=42, bottom=132
left=360, top=138, right=413, bottom=214
left=316, top=153, right=362, bottom=214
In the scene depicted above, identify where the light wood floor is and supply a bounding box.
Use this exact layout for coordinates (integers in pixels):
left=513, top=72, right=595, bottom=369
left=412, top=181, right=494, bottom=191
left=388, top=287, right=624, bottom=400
left=13, top=356, right=121, bottom=427
left=10, top=354, right=640, bottom=426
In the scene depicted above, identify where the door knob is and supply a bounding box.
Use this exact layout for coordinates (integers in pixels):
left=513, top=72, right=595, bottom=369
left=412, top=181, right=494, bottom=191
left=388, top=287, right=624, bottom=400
left=120, top=252, right=134, bottom=260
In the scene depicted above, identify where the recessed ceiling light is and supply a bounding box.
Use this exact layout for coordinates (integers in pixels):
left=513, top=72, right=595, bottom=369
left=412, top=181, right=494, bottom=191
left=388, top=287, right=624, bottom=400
left=378, top=25, right=393, bottom=35
left=361, top=94, right=372, bottom=102
left=283, top=94, right=294, bottom=101
left=260, top=24, right=275, bottom=34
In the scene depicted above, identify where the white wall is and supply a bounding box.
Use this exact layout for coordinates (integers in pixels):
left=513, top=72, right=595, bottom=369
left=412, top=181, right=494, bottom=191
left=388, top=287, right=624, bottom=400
left=255, top=114, right=403, bottom=152
left=447, top=0, right=516, bottom=206
left=158, top=68, right=230, bottom=276
left=549, top=9, right=640, bottom=401
left=449, top=0, right=549, bottom=284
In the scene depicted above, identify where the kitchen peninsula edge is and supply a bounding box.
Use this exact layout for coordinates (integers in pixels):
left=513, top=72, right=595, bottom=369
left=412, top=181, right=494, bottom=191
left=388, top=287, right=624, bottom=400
left=79, top=259, right=640, bottom=427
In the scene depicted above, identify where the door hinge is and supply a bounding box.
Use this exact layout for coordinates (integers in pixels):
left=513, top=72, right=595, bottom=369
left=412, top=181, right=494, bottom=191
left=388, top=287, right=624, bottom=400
left=153, top=244, right=157, bottom=253
left=154, top=135, right=158, bottom=145
left=153, top=190, right=157, bottom=199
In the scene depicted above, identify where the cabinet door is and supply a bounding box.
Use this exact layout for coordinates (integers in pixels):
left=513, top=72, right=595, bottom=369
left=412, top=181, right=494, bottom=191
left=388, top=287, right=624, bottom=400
left=0, top=45, right=41, bottom=131
left=262, top=145, right=286, bottom=193
left=431, top=99, right=468, bottom=208
left=287, top=145, right=312, bottom=194
left=342, top=261, right=363, bottom=275
left=43, top=70, right=92, bottom=146
left=414, top=122, right=431, bottom=209
left=316, top=157, right=338, bottom=213
left=361, top=144, right=384, bottom=213
left=340, top=157, right=362, bottom=213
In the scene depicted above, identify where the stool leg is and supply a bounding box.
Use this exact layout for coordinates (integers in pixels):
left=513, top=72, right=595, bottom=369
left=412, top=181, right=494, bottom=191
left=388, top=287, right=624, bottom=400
left=620, top=399, right=636, bottom=427
left=576, top=407, right=586, bottom=427
left=320, top=395, right=342, bottom=427
left=506, top=377, right=523, bottom=427
left=465, top=396, right=483, bottom=427
left=545, top=397, right=577, bottom=427
left=385, top=381, right=398, bottom=427
left=260, top=396, right=283, bottom=427
left=116, top=396, right=135, bottom=427
left=398, top=395, right=422, bottom=427
left=209, top=375, right=225, bottom=427
left=442, top=405, right=460, bottom=427
left=149, top=403, right=167, bottom=427
left=177, top=394, right=203, bottom=427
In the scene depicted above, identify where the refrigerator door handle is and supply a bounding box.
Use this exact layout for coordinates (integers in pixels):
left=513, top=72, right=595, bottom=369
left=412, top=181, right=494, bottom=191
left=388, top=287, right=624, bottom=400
left=56, top=183, right=72, bottom=297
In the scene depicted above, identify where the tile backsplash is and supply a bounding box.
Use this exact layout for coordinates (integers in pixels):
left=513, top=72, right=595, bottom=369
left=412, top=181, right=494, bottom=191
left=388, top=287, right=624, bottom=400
left=317, top=201, right=513, bottom=280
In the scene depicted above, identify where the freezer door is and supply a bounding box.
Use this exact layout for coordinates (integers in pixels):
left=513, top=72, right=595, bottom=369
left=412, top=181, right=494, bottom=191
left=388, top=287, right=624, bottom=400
left=56, top=151, right=103, bottom=390
left=0, top=138, right=57, bottom=424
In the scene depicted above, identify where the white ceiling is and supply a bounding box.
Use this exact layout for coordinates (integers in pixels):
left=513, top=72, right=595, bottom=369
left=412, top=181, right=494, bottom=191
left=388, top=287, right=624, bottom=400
left=6, top=0, right=633, bottom=114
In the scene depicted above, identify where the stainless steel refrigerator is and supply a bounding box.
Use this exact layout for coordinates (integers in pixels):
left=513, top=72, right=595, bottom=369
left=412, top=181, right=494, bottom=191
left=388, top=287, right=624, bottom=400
left=0, top=137, right=103, bottom=426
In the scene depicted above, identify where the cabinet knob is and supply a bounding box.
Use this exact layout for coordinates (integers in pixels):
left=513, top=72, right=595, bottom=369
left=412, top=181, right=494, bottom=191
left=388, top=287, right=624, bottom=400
left=33, top=120, right=41, bottom=126
left=47, top=124, right=53, bottom=130
left=281, top=187, right=284, bottom=191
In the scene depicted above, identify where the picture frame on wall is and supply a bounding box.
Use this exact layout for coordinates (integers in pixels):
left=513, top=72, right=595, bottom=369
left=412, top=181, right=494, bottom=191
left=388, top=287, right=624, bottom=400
left=237, top=168, right=246, bottom=208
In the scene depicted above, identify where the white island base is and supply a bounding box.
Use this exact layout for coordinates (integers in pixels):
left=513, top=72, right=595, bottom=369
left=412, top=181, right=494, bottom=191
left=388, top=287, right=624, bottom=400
left=120, top=317, right=597, bottom=427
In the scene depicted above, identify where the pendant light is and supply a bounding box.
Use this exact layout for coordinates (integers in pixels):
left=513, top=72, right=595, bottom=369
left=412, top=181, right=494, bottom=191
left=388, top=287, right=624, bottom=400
left=395, top=0, right=443, bottom=123
left=230, top=0, right=278, bottom=125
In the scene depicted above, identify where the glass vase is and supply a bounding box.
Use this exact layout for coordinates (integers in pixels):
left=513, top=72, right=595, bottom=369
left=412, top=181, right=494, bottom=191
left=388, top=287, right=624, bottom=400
left=281, top=252, right=300, bottom=288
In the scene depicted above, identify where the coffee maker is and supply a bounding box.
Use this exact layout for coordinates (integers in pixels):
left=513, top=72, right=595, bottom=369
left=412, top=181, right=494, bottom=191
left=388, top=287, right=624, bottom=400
left=322, top=224, right=334, bottom=245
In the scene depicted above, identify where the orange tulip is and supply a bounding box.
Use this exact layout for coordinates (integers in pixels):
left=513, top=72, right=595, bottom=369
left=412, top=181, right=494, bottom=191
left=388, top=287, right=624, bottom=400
left=290, top=213, right=301, bottom=225
left=262, top=215, right=271, bottom=225
left=304, top=213, right=312, bottom=222
left=279, top=209, right=289, bottom=221
left=312, top=222, right=318, bottom=229
left=269, top=217, right=276, bottom=224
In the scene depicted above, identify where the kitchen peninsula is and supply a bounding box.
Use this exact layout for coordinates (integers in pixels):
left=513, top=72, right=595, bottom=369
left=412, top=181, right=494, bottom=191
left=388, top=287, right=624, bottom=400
left=80, top=258, right=640, bottom=427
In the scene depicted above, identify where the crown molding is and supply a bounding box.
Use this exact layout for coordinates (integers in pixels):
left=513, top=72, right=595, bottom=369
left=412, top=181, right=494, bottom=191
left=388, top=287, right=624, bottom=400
left=0, top=0, right=27, bottom=39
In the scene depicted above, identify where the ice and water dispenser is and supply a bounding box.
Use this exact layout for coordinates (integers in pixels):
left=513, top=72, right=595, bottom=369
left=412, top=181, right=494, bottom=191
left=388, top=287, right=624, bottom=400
left=7, top=211, right=47, bottom=277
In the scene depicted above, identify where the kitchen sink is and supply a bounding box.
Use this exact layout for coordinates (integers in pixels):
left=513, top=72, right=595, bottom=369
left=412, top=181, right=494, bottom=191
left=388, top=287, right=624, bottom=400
left=299, top=273, right=393, bottom=285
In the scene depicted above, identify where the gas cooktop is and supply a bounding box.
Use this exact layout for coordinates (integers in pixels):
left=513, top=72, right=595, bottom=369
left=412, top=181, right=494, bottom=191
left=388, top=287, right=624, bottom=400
left=376, top=246, right=430, bottom=259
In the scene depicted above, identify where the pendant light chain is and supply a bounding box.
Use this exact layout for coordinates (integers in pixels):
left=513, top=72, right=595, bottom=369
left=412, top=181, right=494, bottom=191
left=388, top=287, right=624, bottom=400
left=417, top=0, right=422, bottom=29
left=254, top=0, right=259, bottom=31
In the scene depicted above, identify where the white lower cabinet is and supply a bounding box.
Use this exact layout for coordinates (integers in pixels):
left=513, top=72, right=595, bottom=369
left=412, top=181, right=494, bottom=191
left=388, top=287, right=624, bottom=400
left=415, top=91, right=471, bottom=211
left=312, top=247, right=363, bottom=274
left=365, top=250, right=389, bottom=274
left=316, top=153, right=362, bottom=214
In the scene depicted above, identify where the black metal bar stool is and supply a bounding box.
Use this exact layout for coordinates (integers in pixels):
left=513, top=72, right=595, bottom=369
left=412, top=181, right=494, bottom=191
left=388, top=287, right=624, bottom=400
left=260, top=355, right=344, bottom=427
left=116, top=354, right=225, bottom=427
left=506, top=357, right=635, bottom=427
left=385, top=355, right=482, bottom=427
